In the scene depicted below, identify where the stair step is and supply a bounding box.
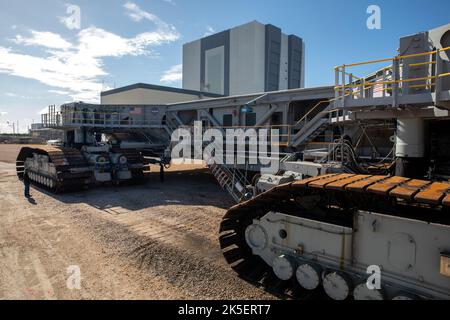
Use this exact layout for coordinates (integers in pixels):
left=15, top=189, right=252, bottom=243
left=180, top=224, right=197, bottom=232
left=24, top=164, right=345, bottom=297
left=207, top=161, right=248, bottom=203
left=303, top=150, right=329, bottom=158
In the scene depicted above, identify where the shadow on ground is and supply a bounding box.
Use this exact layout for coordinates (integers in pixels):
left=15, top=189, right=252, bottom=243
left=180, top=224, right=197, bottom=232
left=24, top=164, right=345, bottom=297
left=34, top=168, right=234, bottom=212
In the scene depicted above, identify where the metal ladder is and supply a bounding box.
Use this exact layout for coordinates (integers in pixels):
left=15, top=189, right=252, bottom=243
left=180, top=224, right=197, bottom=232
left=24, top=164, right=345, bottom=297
left=208, top=161, right=248, bottom=202
left=203, top=141, right=250, bottom=203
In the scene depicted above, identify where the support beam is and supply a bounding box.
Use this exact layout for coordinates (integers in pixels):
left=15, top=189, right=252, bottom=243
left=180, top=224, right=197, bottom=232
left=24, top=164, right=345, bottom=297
left=200, top=110, right=222, bottom=127
left=167, top=111, right=185, bottom=126
left=255, top=104, right=280, bottom=127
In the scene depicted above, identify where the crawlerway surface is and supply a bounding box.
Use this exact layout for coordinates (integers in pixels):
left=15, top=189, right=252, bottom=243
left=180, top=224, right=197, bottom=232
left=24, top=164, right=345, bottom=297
left=0, top=152, right=277, bottom=299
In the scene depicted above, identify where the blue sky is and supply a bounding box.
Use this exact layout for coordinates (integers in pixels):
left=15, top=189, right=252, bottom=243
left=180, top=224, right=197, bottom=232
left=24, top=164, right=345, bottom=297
left=0, top=0, right=449, bottom=133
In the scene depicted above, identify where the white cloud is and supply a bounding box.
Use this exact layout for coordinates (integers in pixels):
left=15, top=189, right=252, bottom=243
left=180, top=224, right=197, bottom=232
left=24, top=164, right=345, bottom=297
left=124, top=1, right=179, bottom=39
left=4, top=92, right=42, bottom=100
left=12, top=30, right=72, bottom=49
left=0, top=111, right=7, bottom=116
left=0, top=6, right=179, bottom=103
left=0, top=46, right=103, bottom=102
left=48, top=89, right=70, bottom=95
left=204, top=25, right=215, bottom=37
left=160, top=64, right=182, bottom=84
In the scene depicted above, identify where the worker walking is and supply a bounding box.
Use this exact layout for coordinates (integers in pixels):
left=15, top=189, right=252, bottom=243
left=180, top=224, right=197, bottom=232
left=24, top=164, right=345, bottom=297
left=23, top=169, right=31, bottom=198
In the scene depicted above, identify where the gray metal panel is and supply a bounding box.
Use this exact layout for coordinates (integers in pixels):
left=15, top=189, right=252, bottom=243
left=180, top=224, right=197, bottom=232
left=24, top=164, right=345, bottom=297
left=101, top=83, right=222, bottom=98
left=399, top=32, right=432, bottom=95
left=265, top=24, right=281, bottom=92
left=200, top=30, right=230, bottom=95
left=429, top=24, right=450, bottom=92
left=288, top=35, right=303, bottom=89
left=344, top=92, right=435, bottom=109
left=166, top=86, right=335, bottom=111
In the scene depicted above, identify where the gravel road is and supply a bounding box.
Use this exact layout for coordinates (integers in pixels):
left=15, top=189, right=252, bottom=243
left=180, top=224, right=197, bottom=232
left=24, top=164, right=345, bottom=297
left=0, top=145, right=276, bottom=300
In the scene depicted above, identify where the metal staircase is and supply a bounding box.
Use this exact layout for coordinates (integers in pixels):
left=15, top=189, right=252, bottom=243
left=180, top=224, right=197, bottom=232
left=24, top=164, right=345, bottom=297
left=164, top=111, right=183, bottom=136
left=207, top=160, right=248, bottom=202
left=162, top=115, right=249, bottom=202
left=290, top=102, right=335, bottom=148
left=293, top=118, right=329, bottom=146
left=202, top=136, right=250, bottom=202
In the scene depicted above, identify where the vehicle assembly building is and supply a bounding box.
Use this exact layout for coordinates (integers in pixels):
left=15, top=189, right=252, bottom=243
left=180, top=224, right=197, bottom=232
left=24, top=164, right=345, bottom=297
left=183, top=21, right=305, bottom=96
left=103, top=21, right=305, bottom=105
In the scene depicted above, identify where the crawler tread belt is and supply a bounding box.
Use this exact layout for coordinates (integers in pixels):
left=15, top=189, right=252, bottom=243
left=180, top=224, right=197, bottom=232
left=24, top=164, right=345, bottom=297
left=16, top=146, right=91, bottom=192
left=219, top=174, right=450, bottom=300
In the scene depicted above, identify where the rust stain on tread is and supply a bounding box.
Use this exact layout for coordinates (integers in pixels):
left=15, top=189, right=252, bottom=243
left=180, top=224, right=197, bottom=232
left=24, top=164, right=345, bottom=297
left=389, top=179, right=432, bottom=200
left=325, top=175, right=369, bottom=191
left=414, top=182, right=450, bottom=205
left=344, top=176, right=387, bottom=192
left=308, top=174, right=355, bottom=189
left=366, top=176, right=411, bottom=196
left=291, top=174, right=338, bottom=187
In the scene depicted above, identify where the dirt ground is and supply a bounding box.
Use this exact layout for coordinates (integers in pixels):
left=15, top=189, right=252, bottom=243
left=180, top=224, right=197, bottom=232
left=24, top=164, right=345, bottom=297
left=0, top=145, right=275, bottom=300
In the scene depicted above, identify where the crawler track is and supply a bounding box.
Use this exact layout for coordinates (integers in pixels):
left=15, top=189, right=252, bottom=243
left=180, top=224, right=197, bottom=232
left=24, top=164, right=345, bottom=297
left=219, top=174, right=450, bottom=299
left=16, top=146, right=91, bottom=192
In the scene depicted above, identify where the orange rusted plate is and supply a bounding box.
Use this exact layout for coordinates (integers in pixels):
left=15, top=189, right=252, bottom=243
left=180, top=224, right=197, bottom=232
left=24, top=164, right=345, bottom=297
left=442, top=194, right=450, bottom=206
left=389, top=179, right=431, bottom=200
left=325, top=175, right=370, bottom=191
left=367, top=176, right=411, bottom=196
left=414, top=182, right=450, bottom=205
left=309, top=174, right=355, bottom=189
left=291, top=174, right=338, bottom=187
left=345, top=175, right=387, bottom=192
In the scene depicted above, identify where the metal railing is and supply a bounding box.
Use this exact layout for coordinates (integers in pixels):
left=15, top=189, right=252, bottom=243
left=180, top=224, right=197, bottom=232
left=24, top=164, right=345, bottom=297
left=42, top=109, right=163, bottom=128
left=334, top=46, right=450, bottom=106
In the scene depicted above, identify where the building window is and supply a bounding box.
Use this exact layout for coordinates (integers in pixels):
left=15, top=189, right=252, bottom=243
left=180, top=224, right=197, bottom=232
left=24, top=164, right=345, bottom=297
left=223, top=114, right=233, bottom=127
left=245, top=113, right=256, bottom=127
left=205, top=46, right=225, bottom=95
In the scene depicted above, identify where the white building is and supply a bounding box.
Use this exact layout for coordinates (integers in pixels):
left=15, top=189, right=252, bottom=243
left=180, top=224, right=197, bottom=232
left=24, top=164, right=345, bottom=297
left=183, top=21, right=305, bottom=96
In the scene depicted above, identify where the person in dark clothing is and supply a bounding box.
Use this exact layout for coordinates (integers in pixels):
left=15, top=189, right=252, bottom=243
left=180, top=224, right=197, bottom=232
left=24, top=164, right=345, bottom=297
left=23, top=170, right=31, bottom=198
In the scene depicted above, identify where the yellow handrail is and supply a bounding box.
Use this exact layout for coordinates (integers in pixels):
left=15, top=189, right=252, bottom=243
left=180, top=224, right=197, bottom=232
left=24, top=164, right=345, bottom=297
left=409, top=83, right=435, bottom=89
left=338, top=57, right=393, bottom=68
left=343, top=71, right=363, bottom=81
left=294, top=87, right=362, bottom=127
left=294, top=99, right=331, bottom=127
left=336, top=46, right=450, bottom=70
left=335, top=72, right=450, bottom=90
left=409, top=61, right=436, bottom=68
